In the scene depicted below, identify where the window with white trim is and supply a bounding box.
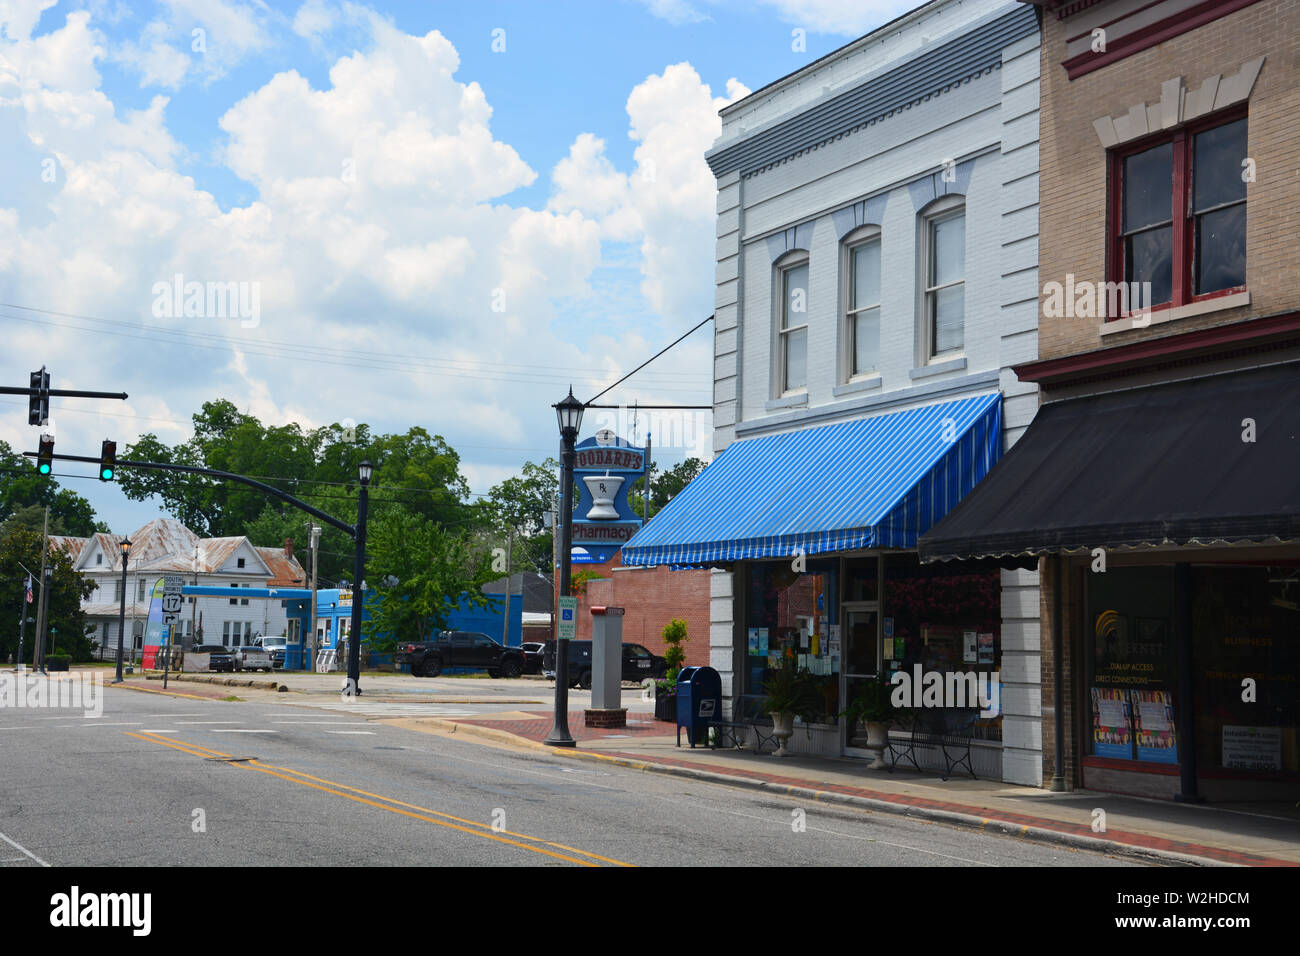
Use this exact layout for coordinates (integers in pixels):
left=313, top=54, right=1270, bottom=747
left=920, top=198, right=965, bottom=360
left=775, top=253, right=809, bottom=394
left=843, top=229, right=881, bottom=379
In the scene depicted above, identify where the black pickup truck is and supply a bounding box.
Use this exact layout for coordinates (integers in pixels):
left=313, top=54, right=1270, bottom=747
left=395, top=631, right=526, bottom=679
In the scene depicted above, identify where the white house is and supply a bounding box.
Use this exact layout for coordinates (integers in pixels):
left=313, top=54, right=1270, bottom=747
left=623, top=0, right=1043, bottom=785
left=51, top=517, right=305, bottom=660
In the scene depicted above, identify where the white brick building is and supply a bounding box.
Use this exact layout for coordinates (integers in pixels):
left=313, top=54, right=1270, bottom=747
left=624, top=0, right=1044, bottom=785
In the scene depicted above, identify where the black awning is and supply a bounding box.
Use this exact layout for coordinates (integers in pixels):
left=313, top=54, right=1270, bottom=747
left=919, top=361, right=1300, bottom=562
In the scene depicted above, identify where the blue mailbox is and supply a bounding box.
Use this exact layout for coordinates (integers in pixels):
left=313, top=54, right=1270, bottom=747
left=676, top=665, right=722, bottom=748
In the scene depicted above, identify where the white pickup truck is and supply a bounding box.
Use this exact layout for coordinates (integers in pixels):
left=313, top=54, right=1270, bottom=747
left=233, top=644, right=273, bottom=672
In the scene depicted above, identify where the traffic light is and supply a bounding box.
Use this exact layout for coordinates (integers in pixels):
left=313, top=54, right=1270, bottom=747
left=99, top=439, right=117, bottom=481
left=28, top=368, right=49, bottom=426
left=37, top=434, right=54, bottom=475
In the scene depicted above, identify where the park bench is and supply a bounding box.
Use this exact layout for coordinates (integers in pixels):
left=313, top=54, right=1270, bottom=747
left=885, top=707, right=980, bottom=780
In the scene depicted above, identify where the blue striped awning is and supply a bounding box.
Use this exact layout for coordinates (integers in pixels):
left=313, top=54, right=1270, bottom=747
left=621, top=392, right=1002, bottom=567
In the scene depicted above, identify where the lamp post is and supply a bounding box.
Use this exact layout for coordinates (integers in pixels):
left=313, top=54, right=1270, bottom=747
left=346, top=461, right=372, bottom=696
left=545, top=388, right=583, bottom=748
left=113, top=537, right=132, bottom=684
left=308, top=522, right=321, bottom=672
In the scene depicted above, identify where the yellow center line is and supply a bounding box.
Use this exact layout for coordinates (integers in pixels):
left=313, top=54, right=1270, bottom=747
left=124, top=731, right=633, bottom=867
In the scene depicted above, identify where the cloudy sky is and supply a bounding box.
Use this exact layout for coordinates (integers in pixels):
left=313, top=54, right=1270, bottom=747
left=0, top=0, right=919, bottom=533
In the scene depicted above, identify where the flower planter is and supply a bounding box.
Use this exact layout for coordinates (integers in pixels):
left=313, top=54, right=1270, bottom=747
left=770, top=711, right=794, bottom=756
left=654, top=688, right=677, bottom=722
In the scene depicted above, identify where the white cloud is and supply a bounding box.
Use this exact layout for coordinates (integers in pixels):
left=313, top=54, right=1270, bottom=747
left=638, top=0, right=710, bottom=26
left=550, top=63, right=749, bottom=321
left=291, top=0, right=334, bottom=38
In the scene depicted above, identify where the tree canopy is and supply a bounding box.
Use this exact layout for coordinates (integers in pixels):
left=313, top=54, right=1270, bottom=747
left=0, top=441, right=102, bottom=537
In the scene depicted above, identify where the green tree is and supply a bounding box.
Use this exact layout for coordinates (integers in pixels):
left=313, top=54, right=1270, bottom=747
left=629, top=457, right=705, bottom=520
left=0, top=526, right=97, bottom=663
left=484, top=458, right=559, bottom=574
left=360, top=507, right=496, bottom=650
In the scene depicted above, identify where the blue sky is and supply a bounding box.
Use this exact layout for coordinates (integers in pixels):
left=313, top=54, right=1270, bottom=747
left=1, top=0, right=920, bottom=535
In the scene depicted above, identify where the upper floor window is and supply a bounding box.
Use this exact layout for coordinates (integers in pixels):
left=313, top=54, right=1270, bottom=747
left=775, top=253, right=809, bottom=394
left=236, top=557, right=245, bottom=568
left=96, top=553, right=103, bottom=566
left=921, top=198, right=965, bottom=360
left=1111, top=113, right=1246, bottom=314
left=844, top=229, right=881, bottom=379
left=136, top=579, right=147, bottom=602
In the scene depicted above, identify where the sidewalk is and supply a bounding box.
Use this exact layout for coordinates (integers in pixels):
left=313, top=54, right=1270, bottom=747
left=426, top=709, right=1300, bottom=867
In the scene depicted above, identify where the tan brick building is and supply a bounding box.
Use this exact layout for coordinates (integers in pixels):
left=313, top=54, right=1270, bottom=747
left=922, top=0, right=1300, bottom=802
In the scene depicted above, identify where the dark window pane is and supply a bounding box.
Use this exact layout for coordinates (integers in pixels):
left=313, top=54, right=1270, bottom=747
left=1125, top=226, right=1173, bottom=305
left=931, top=214, right=964, bottom=286
left=851, top=241, right=880, bottom=309
left=1123, top=143, right=1172, bottom=231
left=1193, top=118, right=1247, bottom=212
left=1195, top=204, right=1246, bottom=294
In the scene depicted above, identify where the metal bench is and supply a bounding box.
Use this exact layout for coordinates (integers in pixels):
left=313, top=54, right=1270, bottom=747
left=885, top=708, right=979, bottom=780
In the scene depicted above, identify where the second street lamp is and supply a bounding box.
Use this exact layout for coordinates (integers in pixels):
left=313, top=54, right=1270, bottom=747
left=346, top=460, right=372, bottom=697
left=114, top=536, right=132, bottom=684
left=546, top=388, right=584, bottom=748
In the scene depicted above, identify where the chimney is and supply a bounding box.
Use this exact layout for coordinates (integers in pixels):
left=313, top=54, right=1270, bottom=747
left=284, top=537, right=294, bottom=560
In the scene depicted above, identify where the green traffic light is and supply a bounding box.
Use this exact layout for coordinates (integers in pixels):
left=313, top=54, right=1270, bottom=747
left=101, top=467, right=114, bottom=480
left=38, top=463, right=51, bottom=475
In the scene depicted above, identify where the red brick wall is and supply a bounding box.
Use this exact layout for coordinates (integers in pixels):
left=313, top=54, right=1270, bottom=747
left=576, top=554, right=711, bottom=667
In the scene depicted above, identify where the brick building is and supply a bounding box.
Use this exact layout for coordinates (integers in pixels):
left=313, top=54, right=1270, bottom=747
left=922, top=0, right=1300, bottom=801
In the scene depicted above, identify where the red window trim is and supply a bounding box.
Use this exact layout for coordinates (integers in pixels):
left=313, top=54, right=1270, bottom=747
left=1106, top=105, right=1247, bottom=321
left=1062, top=0, right=1263, bottom=80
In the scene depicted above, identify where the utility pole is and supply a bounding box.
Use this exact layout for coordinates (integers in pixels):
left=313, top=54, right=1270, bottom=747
left=189, top=545, right=198, bottom=650
left=33, top=506, right=49, bottom=673
left=308, top=522, right=320, bottom=672
left=500, top=531, right=513, bottom=648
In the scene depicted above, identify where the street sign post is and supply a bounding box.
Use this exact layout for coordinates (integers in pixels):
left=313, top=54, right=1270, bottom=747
left=557, top=596, right=577, bottom=642
left=161, top=575, right=183, bottom=689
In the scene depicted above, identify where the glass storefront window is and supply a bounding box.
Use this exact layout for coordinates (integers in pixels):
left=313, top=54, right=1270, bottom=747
left=741, top=561, right=839, bottom=722
left=1192, top=565, right=1300, bottom=774
left=1085, top=566, right=1177, bottom=763
left=882, top=554, right=1002, bottom=740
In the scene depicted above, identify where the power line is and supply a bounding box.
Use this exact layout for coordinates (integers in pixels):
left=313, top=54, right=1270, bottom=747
left=586, top=314, right=713, bottom=405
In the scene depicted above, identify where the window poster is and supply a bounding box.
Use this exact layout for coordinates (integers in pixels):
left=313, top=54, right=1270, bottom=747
left=977, top=632, right=995, bottom=665
left=748, top=628, right=760, bottom=655
left=758, top=629, right=769, bottom=654
left=1090, top=686, right=1133, bottom=759
left=1222, top=725, right=1282, bottom=771
left=963, top=630, right=977, bottom=663
left=1132, top=689, right=1178, bottom=763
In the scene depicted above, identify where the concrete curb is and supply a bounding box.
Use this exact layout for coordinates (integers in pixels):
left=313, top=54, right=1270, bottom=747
left=144, top=674, right=287, bottom=691
left=418, top=717, right=1236, bottom=868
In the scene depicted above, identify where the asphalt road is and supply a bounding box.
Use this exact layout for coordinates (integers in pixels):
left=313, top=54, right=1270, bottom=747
left=0, top=682, right=1142, bottom=867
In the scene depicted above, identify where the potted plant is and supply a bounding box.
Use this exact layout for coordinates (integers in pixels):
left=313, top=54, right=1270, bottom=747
left=761, top=649, right=818, bottom=756
left=842, top=675, right=895, bottom=767
left=653, top=618, right=690, bottom=721
left=46, top=654, right=71, bottom=672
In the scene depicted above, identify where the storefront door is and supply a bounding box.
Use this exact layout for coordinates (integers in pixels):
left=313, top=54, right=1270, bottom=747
left=842, top=604, right=880, bottom=757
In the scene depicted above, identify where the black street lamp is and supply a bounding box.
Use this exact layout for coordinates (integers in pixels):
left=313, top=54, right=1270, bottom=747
left=113, top=536, right=132, bottom=684
left=546, top=388, right=584, bottom=748
left=346, top=460, right=372, bottom=697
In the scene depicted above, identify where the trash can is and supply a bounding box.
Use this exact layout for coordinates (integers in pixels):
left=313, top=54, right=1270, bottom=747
left=676, top=665, right=722, bottom=748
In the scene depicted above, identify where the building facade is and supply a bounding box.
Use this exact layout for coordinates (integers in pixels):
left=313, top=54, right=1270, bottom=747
left=625, top=0, right=1045, bottom=784
left=921, top=0, right=1299, bottom=800
left=51, top=517, right=304, bottom=660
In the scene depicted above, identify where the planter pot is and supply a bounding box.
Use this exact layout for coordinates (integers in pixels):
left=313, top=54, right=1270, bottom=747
left=654, top=689, right=676, bottom=722
left=46, top=659, right=70, bottom=672
left=770, top=711, right=795, bottom=756
left=864, top=721, right=890, bottom=768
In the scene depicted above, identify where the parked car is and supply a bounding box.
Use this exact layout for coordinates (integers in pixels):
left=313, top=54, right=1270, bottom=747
left=395, top=632, right=526, bottom=679
left=194, top=643, right=234, bottom=673
left=258, top=636, right=288, bottom=669
left=233, top=644, right=273, bottom=672
left=521, top=641, right=545, bottom=675
left=542, top=641, right=667, bottom=689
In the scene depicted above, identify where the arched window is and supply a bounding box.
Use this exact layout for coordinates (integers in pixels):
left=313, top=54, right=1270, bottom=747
left=919, top=195, right=965, bottom=361
left=842, top=226, right=882, bottom=379
left=774, top=250, right=809, bottom=394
